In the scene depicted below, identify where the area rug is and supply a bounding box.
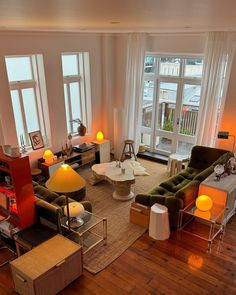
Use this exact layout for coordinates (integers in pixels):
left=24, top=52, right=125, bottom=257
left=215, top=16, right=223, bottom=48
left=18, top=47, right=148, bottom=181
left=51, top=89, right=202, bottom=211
left=78, top=158, right=168, bottom=274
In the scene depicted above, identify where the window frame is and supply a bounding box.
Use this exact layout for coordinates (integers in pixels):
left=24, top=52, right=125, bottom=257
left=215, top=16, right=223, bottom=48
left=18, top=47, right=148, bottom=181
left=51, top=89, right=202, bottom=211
left=62, top=52, right=91, bottom=136
left=5, top=55, right=47, bottom=147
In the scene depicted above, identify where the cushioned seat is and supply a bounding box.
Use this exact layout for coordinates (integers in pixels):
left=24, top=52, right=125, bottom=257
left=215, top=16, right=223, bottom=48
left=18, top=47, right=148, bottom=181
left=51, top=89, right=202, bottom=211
left=135, top=145, right=232, bottom=229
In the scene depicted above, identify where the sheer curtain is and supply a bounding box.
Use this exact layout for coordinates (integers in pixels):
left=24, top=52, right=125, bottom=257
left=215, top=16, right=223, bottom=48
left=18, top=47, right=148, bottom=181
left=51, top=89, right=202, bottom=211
left=196, top=32, right=235, bottom=147
left=121, top=33, right=146, bottom=156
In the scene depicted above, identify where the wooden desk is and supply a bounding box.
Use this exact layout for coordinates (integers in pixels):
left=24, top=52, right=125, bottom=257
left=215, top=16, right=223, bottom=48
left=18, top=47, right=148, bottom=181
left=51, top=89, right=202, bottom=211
left=10, top=235, right=82, bottom=295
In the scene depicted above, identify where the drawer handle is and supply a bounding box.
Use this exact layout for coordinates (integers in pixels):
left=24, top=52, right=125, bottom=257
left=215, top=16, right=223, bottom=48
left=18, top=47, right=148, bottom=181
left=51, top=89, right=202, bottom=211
left=131, top=207, right=142, bottom=213
left=56, top=259, right=66, bottom=267
left=16, top=274, right=26, bottom=283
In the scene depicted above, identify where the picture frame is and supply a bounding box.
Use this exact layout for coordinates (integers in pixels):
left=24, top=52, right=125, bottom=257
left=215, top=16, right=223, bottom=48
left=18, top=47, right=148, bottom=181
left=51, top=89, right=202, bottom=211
left=29, top=130, right=44, bottom=150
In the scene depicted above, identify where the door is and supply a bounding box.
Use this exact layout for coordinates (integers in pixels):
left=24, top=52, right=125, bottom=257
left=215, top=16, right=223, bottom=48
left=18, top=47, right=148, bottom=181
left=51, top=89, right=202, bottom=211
left=141, top=55, right=203, bottom=156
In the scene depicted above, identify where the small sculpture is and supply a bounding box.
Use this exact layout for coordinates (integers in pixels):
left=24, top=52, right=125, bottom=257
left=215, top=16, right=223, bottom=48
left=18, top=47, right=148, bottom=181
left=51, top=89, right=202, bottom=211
left=71, top=119, right=86, bottom=136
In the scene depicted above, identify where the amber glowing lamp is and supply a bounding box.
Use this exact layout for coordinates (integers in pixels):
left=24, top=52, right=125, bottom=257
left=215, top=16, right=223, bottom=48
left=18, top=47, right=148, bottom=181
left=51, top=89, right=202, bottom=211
left=96, top=131, right=104, bottom=142
left=43, top=149, right=54, bottom=165
left=196, top=195, right=213, bottom=211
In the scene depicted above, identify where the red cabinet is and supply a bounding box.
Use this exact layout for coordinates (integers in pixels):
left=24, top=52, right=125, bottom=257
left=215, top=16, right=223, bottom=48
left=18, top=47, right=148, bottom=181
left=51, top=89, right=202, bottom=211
left=0, top=147, right=35, bottom=228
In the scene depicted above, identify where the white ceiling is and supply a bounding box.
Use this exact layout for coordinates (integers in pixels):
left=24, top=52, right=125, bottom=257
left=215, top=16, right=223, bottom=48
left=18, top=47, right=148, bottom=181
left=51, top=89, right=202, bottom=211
left=0, top=0, right=236, bottom=33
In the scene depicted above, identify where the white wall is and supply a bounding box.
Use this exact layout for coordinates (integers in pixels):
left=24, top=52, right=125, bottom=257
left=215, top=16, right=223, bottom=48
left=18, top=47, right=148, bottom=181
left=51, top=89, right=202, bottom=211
left=0, top=31, right=236, bottom=167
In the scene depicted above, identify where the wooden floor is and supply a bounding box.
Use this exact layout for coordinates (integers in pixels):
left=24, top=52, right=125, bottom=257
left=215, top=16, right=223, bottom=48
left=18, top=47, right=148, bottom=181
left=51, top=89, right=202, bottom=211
left=0, top=215, right=236, bottom=295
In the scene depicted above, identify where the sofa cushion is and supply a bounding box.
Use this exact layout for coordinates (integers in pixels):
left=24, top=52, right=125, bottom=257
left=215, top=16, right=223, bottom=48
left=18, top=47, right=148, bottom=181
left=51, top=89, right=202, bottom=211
left=188, top=145, right=229, bottom=171
left=212, top=151, right=233, bottom=166
left=193, top=166, right=214, bottom=182
left=179, top=167, right=201, bottom=180
left=33, top=185, right=59, bottom=203
left=148, top=186, right=174, bottom=196
left=160, top=175, right=191, bottom=193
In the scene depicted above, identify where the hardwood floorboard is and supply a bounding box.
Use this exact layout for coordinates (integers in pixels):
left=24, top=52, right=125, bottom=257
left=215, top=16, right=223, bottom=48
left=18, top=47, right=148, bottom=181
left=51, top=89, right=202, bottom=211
left=0, top=215, right=235, bottom=295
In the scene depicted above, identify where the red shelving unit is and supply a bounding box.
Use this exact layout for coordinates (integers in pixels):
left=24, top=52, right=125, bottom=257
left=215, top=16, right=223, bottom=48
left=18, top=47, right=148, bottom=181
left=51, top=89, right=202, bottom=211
left=0, top=147, right=35, bottom=229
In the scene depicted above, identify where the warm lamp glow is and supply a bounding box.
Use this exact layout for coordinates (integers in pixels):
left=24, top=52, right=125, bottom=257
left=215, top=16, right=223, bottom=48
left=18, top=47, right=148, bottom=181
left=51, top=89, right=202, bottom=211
left=196, top=195, right=213, bottom=212
left=194, top=209, right=211, bottom=220
left=45, top=164, right=86, bottom=193
left=96, top=131, right=104, bottom=142
left=188, top=255, right=204, bottom=270
left=64, top=202, right=84, bottom=218
left=43, top=149, right=54, bottom=164
left=45, top=164, right=86, bottom=231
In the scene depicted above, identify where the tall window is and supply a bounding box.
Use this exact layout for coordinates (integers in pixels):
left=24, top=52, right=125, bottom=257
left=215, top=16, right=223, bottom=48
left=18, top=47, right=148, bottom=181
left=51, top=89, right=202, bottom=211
left=5, top=55, right=46, bottom=147
left=141, top=55, right=204, bottom=155
left=61, top=52, right=92, bottom=135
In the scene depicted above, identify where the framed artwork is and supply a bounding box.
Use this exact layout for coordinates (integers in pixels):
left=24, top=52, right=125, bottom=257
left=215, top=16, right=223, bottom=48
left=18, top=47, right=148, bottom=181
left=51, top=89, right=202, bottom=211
left=29, top=130, right=44, bottom=150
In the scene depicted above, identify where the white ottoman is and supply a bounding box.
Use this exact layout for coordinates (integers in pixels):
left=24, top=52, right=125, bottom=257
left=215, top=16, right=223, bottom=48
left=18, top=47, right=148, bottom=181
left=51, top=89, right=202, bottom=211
left=149, top=204, right=170, bottom=240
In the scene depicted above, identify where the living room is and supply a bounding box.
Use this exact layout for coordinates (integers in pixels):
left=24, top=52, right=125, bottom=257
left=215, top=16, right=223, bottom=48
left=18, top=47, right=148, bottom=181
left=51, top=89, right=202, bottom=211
left=0, top=1, right=236, bottom=294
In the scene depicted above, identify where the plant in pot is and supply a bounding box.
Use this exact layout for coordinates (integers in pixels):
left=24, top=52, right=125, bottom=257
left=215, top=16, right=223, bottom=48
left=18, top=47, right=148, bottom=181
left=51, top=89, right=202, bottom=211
left=71, top=119, right=86, bottom=136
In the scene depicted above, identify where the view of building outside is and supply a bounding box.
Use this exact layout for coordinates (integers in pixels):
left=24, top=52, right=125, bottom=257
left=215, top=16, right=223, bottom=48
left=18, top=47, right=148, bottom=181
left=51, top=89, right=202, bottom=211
left=141, top=56, right=203, bottom=155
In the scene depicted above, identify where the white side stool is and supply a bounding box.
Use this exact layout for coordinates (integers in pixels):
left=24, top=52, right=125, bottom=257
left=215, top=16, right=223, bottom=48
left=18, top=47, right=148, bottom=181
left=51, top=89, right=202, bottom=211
left=149, top=204, right=170, bottom=240
left=167, top=153, right=189, bottom=176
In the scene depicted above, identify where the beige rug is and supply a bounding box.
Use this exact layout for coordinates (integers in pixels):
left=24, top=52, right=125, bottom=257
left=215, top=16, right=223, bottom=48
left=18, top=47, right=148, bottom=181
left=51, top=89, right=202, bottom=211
left=78, top=158, right=168, bottom=274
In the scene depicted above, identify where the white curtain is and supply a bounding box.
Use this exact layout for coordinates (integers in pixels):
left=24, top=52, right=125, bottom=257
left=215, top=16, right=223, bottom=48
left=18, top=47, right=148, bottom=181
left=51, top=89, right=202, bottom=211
left=196, top=32, right=235, bottom=147
left=118, top=33, right=146, bottom=158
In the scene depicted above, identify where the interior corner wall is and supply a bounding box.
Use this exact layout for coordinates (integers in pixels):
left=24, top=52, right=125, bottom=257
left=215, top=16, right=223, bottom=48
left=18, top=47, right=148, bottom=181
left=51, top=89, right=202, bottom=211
left=217, top=46, right=236, bottom=152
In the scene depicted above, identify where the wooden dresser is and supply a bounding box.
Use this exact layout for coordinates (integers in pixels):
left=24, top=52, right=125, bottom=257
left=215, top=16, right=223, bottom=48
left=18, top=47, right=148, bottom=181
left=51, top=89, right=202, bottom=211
left=10, top=235, right=82, bottom=295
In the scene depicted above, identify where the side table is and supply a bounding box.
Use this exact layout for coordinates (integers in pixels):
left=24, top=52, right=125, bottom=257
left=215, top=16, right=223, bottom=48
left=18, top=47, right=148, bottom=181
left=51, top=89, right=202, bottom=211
left=178, top=201, right=225, bottom=252
left=167, top=153, right=189, bottom=176
left=92, top=139, right=110, bottom=163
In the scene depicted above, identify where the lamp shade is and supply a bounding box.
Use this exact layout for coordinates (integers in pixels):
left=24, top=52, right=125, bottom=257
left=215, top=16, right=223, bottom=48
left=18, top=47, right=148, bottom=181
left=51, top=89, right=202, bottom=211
left=217, top=131, right=229, bottom=139
left=64, top=202, right=84, bottom=218
left=43, top=149, right=54, bottom=164
left=45, top=164, right=86, bottom=193
left=196, top=195, right=213, bottom=212
left=96, top=131, right=104, bottom=142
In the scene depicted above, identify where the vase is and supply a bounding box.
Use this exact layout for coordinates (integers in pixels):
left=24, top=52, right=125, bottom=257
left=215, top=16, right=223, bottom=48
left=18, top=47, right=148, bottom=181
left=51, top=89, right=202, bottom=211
left=78, top=123, right=86, bottom=136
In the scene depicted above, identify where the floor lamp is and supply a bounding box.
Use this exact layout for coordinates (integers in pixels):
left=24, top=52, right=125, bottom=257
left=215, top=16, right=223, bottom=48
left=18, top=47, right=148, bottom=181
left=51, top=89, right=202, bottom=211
left=45, top=164, right=86, bottom=232
left=217, top=131, right=236, bottom=153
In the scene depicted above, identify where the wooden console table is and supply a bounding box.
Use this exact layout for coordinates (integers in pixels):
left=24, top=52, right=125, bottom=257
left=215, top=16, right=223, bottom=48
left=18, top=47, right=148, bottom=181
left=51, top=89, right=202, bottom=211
left=10, top=235, right=82, bottom=295
left=38, top=148, right=95, bottom=179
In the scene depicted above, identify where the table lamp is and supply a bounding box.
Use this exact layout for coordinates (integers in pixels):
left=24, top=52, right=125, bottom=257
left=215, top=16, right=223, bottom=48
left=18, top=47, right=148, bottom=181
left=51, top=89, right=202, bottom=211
left=64, top=202, right=85, bottom=228
left=45, top=164, right=86, bottom=232
left=96, top=131, right=104, bottom=142
left=43, top=149, right=54, bottom=164
left=195, top=194, right=213, bottom=220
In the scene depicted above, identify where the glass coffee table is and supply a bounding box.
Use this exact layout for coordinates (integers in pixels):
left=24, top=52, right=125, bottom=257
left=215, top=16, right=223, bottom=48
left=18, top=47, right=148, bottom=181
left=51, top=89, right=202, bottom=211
left=178, top=200, right=225, bottom=252
left=61, top=211, right=107, bottom=254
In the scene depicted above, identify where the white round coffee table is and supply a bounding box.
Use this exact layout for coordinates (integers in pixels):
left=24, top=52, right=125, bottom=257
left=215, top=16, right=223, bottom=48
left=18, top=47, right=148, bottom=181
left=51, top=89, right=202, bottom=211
left=91, top=162, right=135, bottom=201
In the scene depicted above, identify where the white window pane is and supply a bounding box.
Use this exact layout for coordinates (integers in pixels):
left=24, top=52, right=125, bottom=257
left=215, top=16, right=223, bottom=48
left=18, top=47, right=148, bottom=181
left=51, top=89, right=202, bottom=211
left=144, top=56, right=155, bottom=73
left=160, top=57, right=180, bottom=76
left=70, top=82, right=81, bottom=121
left=142, top=80, right=154, bottom=127
left=184, top=58, right=203, bottom=78
left=5, top=57, right=33, bottom=82
left=157, top=83, right=177, bottom=131
left=64, top=84, right=71, bottom=133
left=10, top=90, right=25, bottom=145
left=22, top=88, right=39, bottom=133
left=62, top=54, right=78, bottom=76
left=179, top=84, right=201, bottom=136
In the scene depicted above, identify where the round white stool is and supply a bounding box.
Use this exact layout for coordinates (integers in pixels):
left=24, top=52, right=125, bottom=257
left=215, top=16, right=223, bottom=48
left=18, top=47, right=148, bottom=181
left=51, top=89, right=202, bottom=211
left=167, top=153, right=189, bottom=176
left=149, top=204, right=170, bottom=240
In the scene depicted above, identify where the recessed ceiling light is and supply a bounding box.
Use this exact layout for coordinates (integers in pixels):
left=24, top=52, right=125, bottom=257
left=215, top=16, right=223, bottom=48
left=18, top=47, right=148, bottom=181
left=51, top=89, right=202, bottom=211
left=184, top=26, right=192, bottom=29
left=110, top=21, right=120, bottom=24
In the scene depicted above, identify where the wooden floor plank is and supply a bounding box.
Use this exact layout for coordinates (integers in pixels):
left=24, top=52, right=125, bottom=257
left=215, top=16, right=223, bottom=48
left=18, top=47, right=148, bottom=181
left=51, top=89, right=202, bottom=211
left=0, top=215, right=235, bottom=295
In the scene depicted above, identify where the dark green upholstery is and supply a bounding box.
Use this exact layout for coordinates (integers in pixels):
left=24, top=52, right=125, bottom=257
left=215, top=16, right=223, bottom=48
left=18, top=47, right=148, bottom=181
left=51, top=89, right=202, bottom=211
left=32, top=181, right=92, bottom=215
left=135, top=145, right=232, bottom=229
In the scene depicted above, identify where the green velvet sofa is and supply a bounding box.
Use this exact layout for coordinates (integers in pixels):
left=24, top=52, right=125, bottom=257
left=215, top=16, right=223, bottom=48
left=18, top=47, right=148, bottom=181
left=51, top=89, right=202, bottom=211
left=32, top=181, right=92, bottom=216
left=135, top=145, right=232, bottom=228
